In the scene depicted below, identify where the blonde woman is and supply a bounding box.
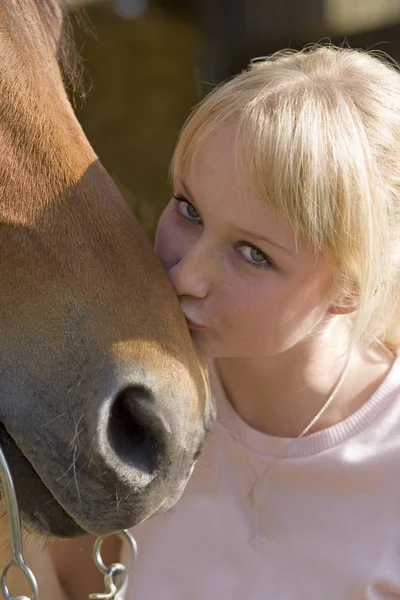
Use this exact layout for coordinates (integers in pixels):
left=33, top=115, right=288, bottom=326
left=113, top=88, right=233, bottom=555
left=52, top=45, right=400, bottom=599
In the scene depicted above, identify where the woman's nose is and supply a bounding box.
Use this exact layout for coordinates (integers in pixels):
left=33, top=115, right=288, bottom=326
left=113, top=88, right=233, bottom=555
left=168, top=241, right=212, bottom=299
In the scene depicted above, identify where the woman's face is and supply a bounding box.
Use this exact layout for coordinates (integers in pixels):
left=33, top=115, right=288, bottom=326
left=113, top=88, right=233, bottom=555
left=155, top=124, right=338, bottom=359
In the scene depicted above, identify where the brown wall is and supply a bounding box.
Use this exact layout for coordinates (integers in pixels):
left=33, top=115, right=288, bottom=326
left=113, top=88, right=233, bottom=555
left=75, top=4, right=200, bottom=240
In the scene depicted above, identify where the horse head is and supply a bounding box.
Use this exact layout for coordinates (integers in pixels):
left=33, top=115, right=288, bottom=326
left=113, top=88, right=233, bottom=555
left=0, top=0, right=215, bottom=538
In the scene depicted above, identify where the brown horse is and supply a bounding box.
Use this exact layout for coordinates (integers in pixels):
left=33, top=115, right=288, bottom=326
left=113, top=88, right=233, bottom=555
left=0, top=0, right=214, bottom=541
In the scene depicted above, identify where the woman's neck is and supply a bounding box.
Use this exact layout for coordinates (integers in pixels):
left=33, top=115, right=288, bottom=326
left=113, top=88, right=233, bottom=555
left=215, top=337, right=394, bottom=438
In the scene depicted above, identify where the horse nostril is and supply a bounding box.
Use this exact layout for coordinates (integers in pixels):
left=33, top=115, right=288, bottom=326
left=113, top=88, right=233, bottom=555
left=107, top=386, right=169, bottom=475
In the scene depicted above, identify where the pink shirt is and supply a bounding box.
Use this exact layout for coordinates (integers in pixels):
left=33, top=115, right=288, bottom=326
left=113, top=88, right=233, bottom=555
left=122, top=356, right=400, bottom=599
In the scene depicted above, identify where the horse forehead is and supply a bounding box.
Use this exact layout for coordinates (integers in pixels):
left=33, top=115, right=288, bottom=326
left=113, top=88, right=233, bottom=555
left=33, top=0, right=64, bottom=41
left=2, top=0, right=65, bottom=54
left=18, top=0, right=63, bottom=31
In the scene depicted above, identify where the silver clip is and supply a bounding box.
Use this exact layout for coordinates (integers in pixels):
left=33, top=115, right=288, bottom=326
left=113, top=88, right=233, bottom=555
left=0, top=445, right=38, bottom=600
left=89, top=530, right=138, bottom=600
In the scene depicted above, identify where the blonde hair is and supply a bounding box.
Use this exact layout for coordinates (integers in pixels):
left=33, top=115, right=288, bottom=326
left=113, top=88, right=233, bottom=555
left=171, top=44, right=400, bottom=349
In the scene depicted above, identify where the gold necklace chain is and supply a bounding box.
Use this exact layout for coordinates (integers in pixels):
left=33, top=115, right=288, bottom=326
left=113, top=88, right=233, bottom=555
left=216, top=351, right=353, bottom=548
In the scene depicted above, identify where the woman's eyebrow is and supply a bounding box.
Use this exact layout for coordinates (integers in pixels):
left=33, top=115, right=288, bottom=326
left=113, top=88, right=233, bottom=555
left=234, top=226, right=296, bottom=256
left=178, top=180, right=295, bottom=257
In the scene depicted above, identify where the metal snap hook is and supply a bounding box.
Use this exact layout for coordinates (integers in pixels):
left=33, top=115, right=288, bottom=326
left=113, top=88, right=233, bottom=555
left=90, top=530, right=138, bottom=600
left=0, top=445, right=38, bottom=600
left=0, top=559, right=38, bottom=600
left=0, top=441, right=139, bottom=600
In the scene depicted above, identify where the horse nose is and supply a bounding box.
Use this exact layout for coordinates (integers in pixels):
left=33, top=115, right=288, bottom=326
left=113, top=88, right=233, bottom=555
left=106, top=386, right=172, bottom=476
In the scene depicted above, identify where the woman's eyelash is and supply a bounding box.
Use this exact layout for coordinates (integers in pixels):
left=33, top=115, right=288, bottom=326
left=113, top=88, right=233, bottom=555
left=173, top=195, right=202, bottom=221
left=172, top=194, right=278, bottom=271
left=235, top=243, right=276, bottom=270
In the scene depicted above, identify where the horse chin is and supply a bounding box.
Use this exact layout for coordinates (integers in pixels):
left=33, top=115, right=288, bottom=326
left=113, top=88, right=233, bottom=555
left=0, top=423, right=86, bottom=539
left=0, top=421, right=199, bottom=539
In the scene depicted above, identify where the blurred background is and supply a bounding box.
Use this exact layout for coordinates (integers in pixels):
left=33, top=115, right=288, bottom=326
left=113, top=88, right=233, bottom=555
left=66, top=0, right=400, bottom=240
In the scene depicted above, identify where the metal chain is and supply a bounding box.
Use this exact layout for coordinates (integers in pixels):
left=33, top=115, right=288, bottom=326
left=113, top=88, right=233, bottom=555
left=0, top=441, right=138, bottom=600
left=90, top=530, right=138, bottom=600
left=0, top=444, right=38, bottom=600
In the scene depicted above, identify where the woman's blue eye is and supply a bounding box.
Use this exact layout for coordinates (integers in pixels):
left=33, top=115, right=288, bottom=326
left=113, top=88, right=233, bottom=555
left=174, top=195, right=202, bottom=222
left=172, top=195, right=275, bottom=271
left=237, top=244, right=274, bottom=269
left=249, top=247, right=266, bottom=263
left=186, top=202, right=200, bottom=220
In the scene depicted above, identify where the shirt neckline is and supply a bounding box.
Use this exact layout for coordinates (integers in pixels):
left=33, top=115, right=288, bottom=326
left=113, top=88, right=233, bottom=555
left=208, top=354, right=400, bottom=458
